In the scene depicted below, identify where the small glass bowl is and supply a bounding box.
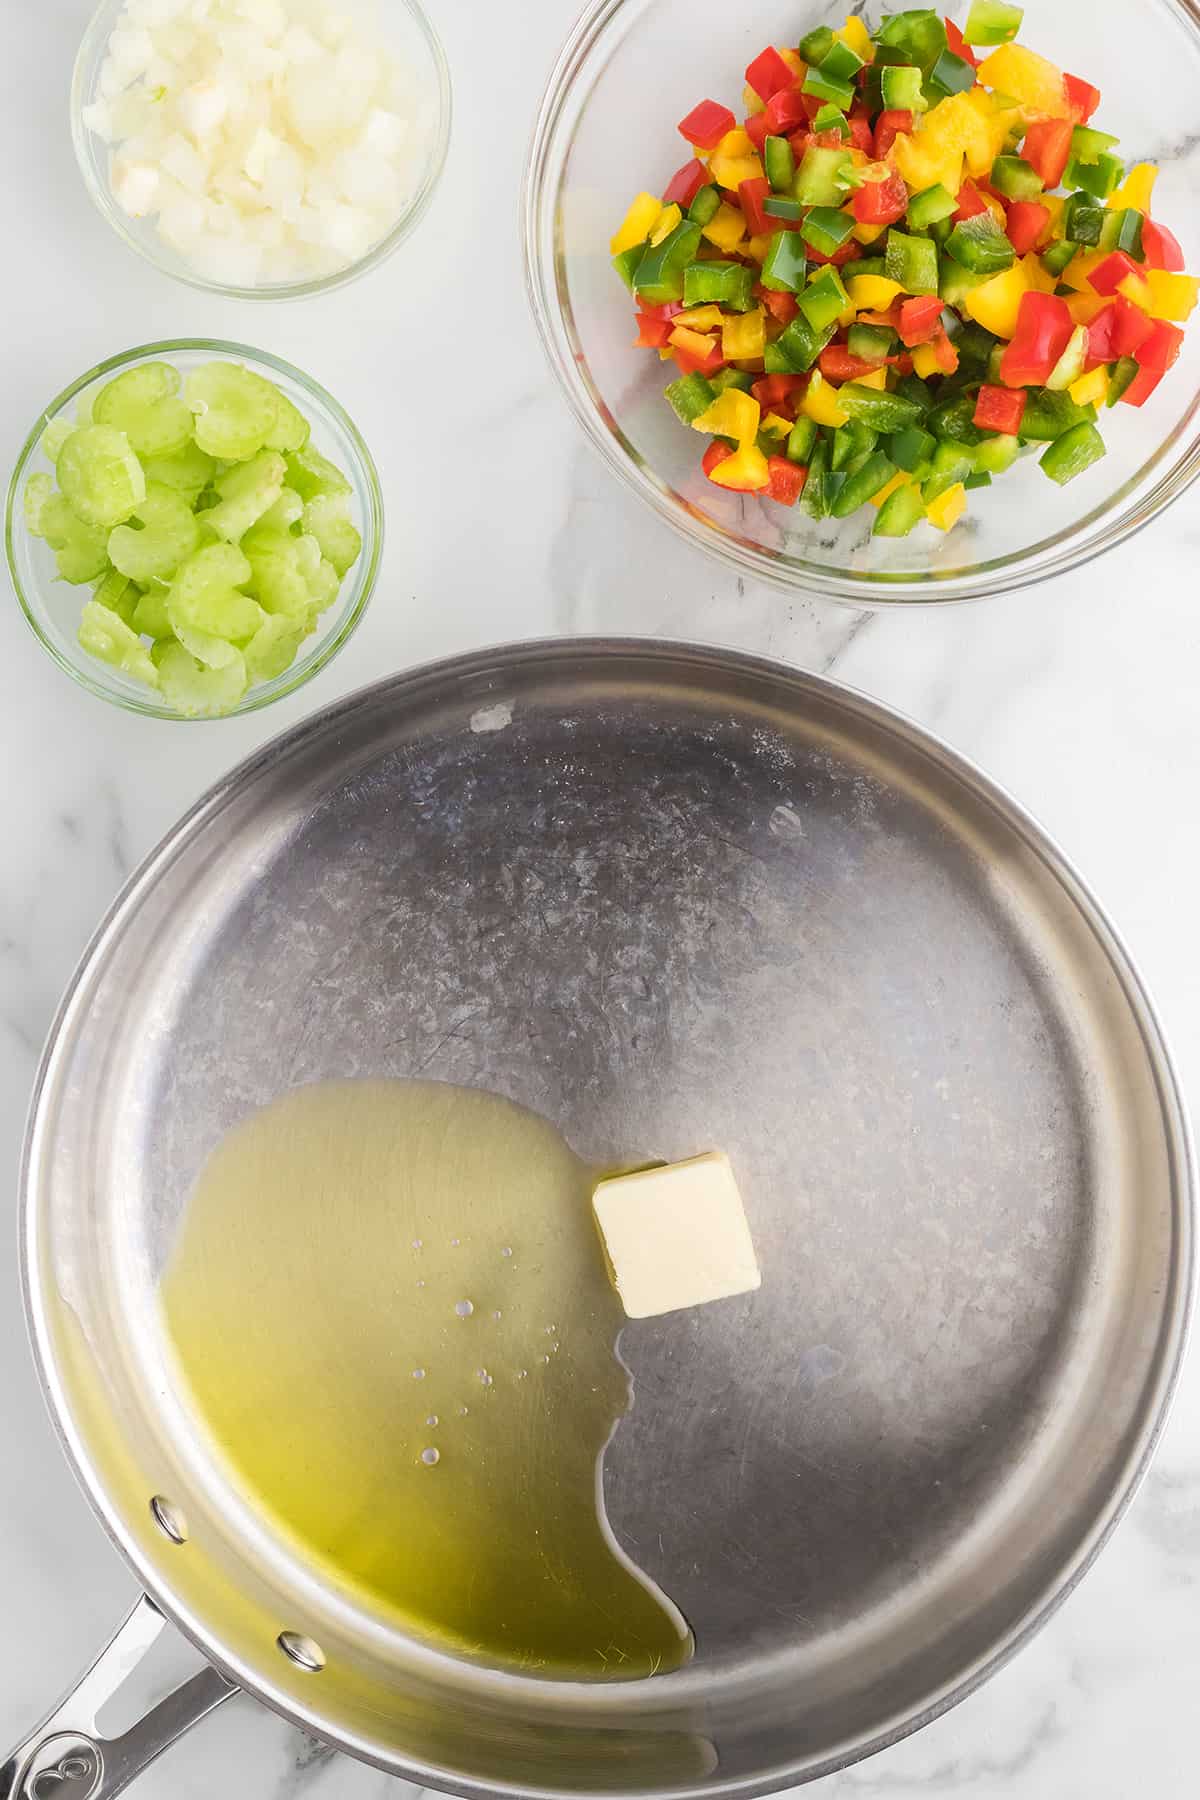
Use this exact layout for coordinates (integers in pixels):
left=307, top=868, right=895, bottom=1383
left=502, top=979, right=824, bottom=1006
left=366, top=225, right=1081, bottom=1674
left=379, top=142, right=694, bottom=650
left=5, top=339, right=383, bottom=720
left=524, top=0, right=1200, bottom=605
left=71, top=0, right=452, bottom=301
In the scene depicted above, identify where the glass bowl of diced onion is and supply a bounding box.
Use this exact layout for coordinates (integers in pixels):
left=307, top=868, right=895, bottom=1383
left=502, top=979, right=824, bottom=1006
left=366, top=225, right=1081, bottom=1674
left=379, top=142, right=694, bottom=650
left=71, top=0, right=452, bottom=300
left=5, top=340, right=383, bottom=719
left=523, top=0, right=1200, bottom=604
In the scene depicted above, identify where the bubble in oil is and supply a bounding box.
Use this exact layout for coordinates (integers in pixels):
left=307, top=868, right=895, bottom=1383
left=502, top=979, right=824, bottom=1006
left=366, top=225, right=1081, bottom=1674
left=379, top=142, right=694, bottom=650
left=454, top=1299, right=474, bottom=1318
left=420, top=1447, right=440, bottom=1467
left=492, top=1310, right=502, bottom=1321
left=412, top=1368, right=426, bottom=1380
left=426, top=1414, right=439, bottom=1427
left=412, top=1239, right=423, bottom=1250
left=450, top=1237, right=460, bottom=1247
left=477, top=1368, right=493, bottom=1387
left=501, top=1246, right=513, bottom=1258
left=457, top=1404, right=469, bottom=1417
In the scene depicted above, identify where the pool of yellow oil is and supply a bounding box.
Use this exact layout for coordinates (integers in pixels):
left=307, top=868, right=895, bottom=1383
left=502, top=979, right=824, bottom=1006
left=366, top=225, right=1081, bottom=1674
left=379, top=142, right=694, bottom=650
left=160, top=1079, right=692, bottom=1680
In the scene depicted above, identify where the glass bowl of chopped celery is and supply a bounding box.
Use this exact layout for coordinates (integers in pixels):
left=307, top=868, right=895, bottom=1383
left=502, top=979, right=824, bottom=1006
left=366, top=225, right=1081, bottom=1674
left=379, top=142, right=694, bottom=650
left=524, top=0, right=1200, bottom=603
left=71, top=0, right=451, bottom=299
left=5, top=340, right=383, bottom=718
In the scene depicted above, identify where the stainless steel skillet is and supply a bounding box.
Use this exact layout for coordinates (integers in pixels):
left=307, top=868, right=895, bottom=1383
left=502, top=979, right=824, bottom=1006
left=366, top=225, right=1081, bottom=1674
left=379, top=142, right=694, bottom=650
left=7, top=640, right=1193, bottom=1800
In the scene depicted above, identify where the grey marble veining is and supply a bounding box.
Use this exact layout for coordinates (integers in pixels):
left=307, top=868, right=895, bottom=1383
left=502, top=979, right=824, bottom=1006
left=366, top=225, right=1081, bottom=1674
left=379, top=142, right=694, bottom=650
left=2, top=2, right=1199, bottom=1797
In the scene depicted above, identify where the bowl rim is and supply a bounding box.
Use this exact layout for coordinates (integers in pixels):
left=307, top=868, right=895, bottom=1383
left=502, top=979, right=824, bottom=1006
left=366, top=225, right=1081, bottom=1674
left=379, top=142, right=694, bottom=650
left=70, top=0, right=453, bottom=302
left=5, top=337, right=384, bottom=721
left=522, top=0, right=1200, bottom=607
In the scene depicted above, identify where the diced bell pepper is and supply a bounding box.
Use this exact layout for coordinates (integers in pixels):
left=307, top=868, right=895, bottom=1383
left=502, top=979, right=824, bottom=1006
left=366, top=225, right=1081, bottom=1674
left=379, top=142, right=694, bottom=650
left=848, top=273, right=904, bottom=310
left=925, top=481, right=967, bottom=529
left=678, top=101, right=737, bottom=151
left=706, top=443, right=772, bottom=489
left=964, top=258, right=1033, bottom=338
left=976, top=44, right=1070, bottom=117
left=612, top=193, right=663, bottom=255
left=802, top=371, right=851, bottom=427
left=999, top=289, right=1073, bottom=383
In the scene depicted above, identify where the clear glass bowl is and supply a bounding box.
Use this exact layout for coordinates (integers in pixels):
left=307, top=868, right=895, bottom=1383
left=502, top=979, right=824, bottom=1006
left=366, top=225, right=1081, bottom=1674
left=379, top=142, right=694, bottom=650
left=524, top=0, right=1200, bottom=604
left=5, top=339, right=383, bottom=720
left=71, top=0, right=451, bottom=301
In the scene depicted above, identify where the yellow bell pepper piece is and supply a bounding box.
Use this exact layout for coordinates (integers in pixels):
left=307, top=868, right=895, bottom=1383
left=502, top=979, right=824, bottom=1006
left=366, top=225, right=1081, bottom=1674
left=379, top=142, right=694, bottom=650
left=611, top=193, right=663, bottom=255
left=853, top=220, right=887, bottom=245
left=708, top=444, right=770, bottom=491
left=761, top=412, right=793, bottom=439
left=710, top=153, right=764, bottom=190
left=715, top=127, right=755, bottom=158
left=1021, top=252, right=1057, bottom=295
left=1066, top=290, right=1108, bottom=326
left=836, top=14, right=874, bottom=61
left=649, top=204, right=682, bottom=247
left=722, top=308, right=766, bottom=361
left=702, top=203, right=748, bottom=253
left=976, top=44, right=1069, bottom=117
left=802, top=372, right=850, bottom=428
left=1061, top=249, right=1107, bottom=294
left=911, top=342, right=944, bottom=379
left=780, top=49, right=805, bottom=80
left=692, top=389, right=761, bottom=446
left=669, top=325, right=717, bottom=360
left=1107, top=162, right=1157, bottom=214
left=870, top=471, right=911, bottom=508
left=892, top=129, right=963, bottom=201
left=672, top=304, right=725, bottom=332
left=958, top=89, right=1020, bottom=179
left=743, top=84, right=765, bottom=116
left=963, top=259, right=1032, bottom=339
left=848, top=273, right=904, bottom=310
left=1117, top=272, right=1155, bottom=313
left=1144, top=270, right=1200, bottom=322
left=1038, top=193, right=1065, bottom=243
left=926, top=483, right=967, bottom=531
left=855, top=367, right=890, bottom=391
left=1068, top=367, right=1109, bottom=408
left=745, top=233, right=772, bottom=263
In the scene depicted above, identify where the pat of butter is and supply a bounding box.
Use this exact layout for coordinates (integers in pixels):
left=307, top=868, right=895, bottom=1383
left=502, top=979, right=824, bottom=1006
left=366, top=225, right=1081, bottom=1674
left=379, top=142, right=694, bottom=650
left=592, top=1152, right=761, bottom=1320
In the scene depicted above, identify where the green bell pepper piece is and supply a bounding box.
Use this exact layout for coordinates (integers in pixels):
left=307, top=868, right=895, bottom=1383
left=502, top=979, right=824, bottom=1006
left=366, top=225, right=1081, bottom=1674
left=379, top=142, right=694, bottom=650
left=885, top=229, right=941, bottom=295
left=762, top=341, right=796, bottom=373
left=846, top=322, right=897, bottom=362
left=612, top=246, right=643, bottom=291
left=798, top=264, right=850, bottom=330
left=1039, top=421, right=1106, bottom=484
left=944, top=212, right=1015, bottom=274
left=682, top=260, right=754, bottom=309
left=830, top=452, right=898, bottom=517
left=1064, top=153, right=1124, bottom=200
left=963, top=0, right=1023, bottom=46
left=664, top=373, right=716, bottom=424
left=776, top=312, right=838, bottom=370
left=819, top=38, right=865, bottom=81
left=1070, top=126, right=1119, bottom=165
left=633, top=220, right=702, bottom=304
left=799, top=436, right=832, bottom=517
left=801, top=206, right=856, bottom=257
left=1019, top=388, right=1096, bottom=440
left=1063, top=192, right=1105, bottom=245
left=926, top=49, right=976, bottom=98
left=848, top=256, right=888, bottom=282
left=907, top=183, right=958, bottom=230
left=802, top=65, right=856, bottom=109
left=831, top=418, right=878, bottom=472
left=895, top=373, right=934, bottom=414
left=798, top=25, right=836, bottom=64
left=922, top=440, right=974, bottom=501
left=812, top=104, right=852, bottom=135
left=1098, top=208, right=1145, bottom=258
left=876, top=9, right=947, bottom=68
left=1106, top=356, right=1139, bottom=405
left=872, top=481, right=926, bottom=536
left=988, top=155, right=1043, bottom=200
left=711, top=368, right=754, bottom=394
left=688, top=185, right=721, bottom=226
left=939, top=254, right=990, bottom=307
left=972, top=432, right=1019, bottom=474
left=764, top=135, right=796, bottom=194
left=964, top=469, right=992, bottom=489
left=927, top=392, right=983, bottom=444
left=761, top=231, right=808, bottom=294
left=764, top=196, right=805, bottom=221
left=793, top=146, right=854, bottom=207
left=881, top=64, right=926, bottom=111
left=1041, top=238, right=1078, bottom=276
left=838, top=384, right=925, bottom=433
left=786, top=415, right=819, bottom=465
left=952, top=321, right=1000, bottom=371
left=890, top=424, right=937, bottom=471
left=1045, top=323, right=1089, bottom=392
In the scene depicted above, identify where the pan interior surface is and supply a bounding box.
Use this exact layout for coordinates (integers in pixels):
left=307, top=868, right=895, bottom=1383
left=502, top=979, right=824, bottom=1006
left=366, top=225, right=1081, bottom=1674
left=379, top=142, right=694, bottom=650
left=24, top=644, right=1190, bottom=1796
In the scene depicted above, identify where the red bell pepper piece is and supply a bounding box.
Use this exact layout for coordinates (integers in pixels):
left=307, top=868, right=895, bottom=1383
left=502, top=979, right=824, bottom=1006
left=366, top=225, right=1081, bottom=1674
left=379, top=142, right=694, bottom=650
left=845, top=110, right=875, bottom=152
left=852, top=168, right=908, bottom=225
left=873, top=109, right=913, bottom=159
left=764, top=86, right=808, bottom=136
left=897, top=294, right=944, bottom=346
left=973, top=384, right=1027, bottom=434
left=944, top=16, right=979, bottom=67
left=1004, top=199, right=1050, bottom=256
left=673, top=339, right=726, bottom=378
left=927, top=329, right=959, bottom=373
left=1021, top=118, right=1073, bottom=189
left=952, top=179, right=989, bottom=223
left=889, top=352, right=915, bottom=376
left=807, top=238, right=862, bottom=267
left=636, top=298, right=683, bottom=319
left=738, top=177, right=773, bottom=236
left=1141, top=219, right=1186, bottom=273
left=857, top=303, right=904, bottom=329
left=746, top=46, right=796, bottom=102
left=1135, top=319, right=1185, bottom=374
left=1082, top=296, right=1150, bottom=367
left=999, top=291, right=1074, bottom=386
left=819, top=346, right=884, bottom=382
left=764, top=455, right=807, bottom=505
left=1063, top=73, right=1101, bottom=124
left=1119, top=366, right=1164, bottom=406
left=752, top=372, right=807, bottom=408
left=662, top=158, right=708, bottom=209
left=757, top=288, right=799, bottom=326
left=702, top=442, right=734, bottom=480
left=634, top=314, right=674, bottom=349
left=1088, top=251, right=1142, bottom=296
left=800, top=90, right=827, bottom=123
left=745, top=111, right=772, bottom=153
left=677, top=100, right=736, bottom=151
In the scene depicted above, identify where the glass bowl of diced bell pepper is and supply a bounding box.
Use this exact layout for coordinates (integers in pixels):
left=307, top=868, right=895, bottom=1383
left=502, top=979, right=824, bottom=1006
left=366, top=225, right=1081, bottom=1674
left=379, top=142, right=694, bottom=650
left=5, top=340, right=383, bottom=717
left=525, top=0, right=1200, bottom=602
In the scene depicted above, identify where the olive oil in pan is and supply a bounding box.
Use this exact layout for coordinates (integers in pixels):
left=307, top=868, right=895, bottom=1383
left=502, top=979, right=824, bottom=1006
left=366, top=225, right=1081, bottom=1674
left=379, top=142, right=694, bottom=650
left=161, top=1079, right=692, bottom=1679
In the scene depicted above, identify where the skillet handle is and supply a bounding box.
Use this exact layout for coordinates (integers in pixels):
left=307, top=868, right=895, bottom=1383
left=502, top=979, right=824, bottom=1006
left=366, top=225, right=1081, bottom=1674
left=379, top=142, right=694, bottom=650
left=0, top=1595, right=237, bottom=1800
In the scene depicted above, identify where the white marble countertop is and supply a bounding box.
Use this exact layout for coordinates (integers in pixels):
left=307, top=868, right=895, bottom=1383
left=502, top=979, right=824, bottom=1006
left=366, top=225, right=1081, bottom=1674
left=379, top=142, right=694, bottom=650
left=3, top=3, right=1199, bottom=1797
